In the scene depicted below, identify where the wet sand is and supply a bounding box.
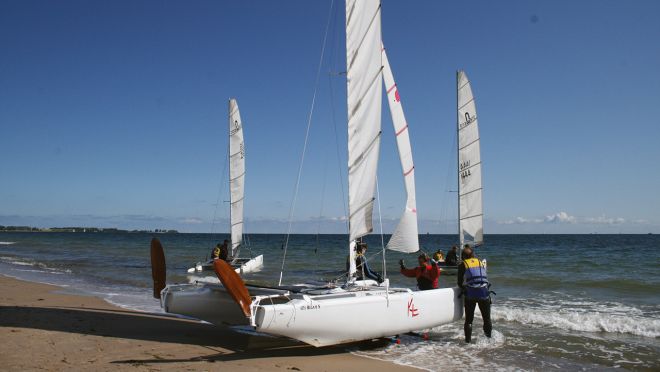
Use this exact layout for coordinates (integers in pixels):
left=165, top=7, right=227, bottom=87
left=0, top=275, right=416, bottom=371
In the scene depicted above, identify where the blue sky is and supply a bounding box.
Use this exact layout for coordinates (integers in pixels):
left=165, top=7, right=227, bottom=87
left=1, top=0, right=659, bottom=234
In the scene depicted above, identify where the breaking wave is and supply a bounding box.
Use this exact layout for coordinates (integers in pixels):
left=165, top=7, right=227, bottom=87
left=491, top=295, right=660, bottom=338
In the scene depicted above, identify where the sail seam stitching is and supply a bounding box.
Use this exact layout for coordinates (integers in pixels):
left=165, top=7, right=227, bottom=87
left=348, top=131, right=381, bottom=172
left=459, top=138, right=480, bottom=151
left=458, top=97, right=475, bottom=111
left=459, top=187, right=482, bottom=198
left=348, top=4, right=381, bottom=70
left=460, top=213, right=483, bottom=220
left=349, top=197, right=375, bottom=219
left=229, top=171, right=246, bottom=182
left=349, top=66, right=384, bottom=120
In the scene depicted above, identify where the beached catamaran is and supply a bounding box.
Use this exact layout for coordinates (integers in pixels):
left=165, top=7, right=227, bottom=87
left=151, top=0, right=462, bottom=347
left=187, top=98, right=263, bottom=275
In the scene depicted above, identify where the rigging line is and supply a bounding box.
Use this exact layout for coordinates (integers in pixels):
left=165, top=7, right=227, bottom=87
left=279, top=0, right=335, bottom=286
left=315, top=158, right=329, bottom=254
left=439, top=121, right=457, bottom=234
left=328, top=71, right=349, bottom=233
left=327, top=0, right=348, bottom=233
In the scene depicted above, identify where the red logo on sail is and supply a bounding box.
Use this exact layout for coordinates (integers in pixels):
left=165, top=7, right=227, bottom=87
left=394, top=89, right=401, bottom=102
left=407, top=298, right=419, bottom=317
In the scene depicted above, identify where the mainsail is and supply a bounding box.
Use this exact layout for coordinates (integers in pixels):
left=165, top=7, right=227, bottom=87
left=345, top=0, right=382, bottom=243
left=457, top=71, right=483, bottom=246
left=228, top=98, right=245, bottom=257
left=382, top=47, right=419, bottom=253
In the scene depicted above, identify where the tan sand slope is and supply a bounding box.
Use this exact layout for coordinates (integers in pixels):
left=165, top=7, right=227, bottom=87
left=0, top=275, right=417, bottom=371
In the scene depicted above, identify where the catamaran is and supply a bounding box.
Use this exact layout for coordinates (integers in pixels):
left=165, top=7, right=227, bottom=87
left=187, top=98, right=263, bottom=275
left=436, top=70, right=486, bottom=274
left=456, top=70, right=484, bottom=253
left=152, top=0, right=462, bottom=347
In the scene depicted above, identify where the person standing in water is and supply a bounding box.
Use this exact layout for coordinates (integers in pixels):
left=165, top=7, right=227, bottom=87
left=458, top=245, right=492, bottom=343
left=399, top=253, right=441, bottom=290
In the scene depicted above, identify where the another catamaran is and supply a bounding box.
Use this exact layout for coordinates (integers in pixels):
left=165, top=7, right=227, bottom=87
left=437, top=70, right=485, bottom=274
left=187, top=98, right=263, bottom=275
left=456, top=70, right=484, bottom=251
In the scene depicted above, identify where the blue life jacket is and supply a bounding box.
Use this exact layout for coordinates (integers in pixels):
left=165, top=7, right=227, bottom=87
left=462, top=258, right=490, bottom=299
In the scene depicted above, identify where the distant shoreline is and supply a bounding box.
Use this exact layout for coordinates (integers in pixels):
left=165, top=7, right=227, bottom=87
left=0, top=230, right=653, bottom=235
left=0, top=226, right=178, bottom=234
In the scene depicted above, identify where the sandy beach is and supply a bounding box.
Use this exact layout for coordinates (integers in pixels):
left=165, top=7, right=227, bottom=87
left=0, top=275, right=416, bottom=371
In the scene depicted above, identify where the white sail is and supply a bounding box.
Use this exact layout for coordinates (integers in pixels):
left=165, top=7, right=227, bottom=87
left=382, top=47, right=419, bottom=253
left=457, top=71, right=483, bottom=246
left=229, top=98, right=245, bottom=257
left=345, top=0, right=382, bottom=247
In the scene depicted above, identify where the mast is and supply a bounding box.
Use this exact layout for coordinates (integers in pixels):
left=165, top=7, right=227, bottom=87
left=456, top=71, right=461, bottom=250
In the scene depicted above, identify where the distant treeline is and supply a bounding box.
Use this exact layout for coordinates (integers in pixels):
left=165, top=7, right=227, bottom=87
left=0, top=226, right=178, bottom=234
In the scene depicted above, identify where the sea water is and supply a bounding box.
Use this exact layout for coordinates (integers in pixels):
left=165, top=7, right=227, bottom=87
left=0, top=232, right=658, bottom=370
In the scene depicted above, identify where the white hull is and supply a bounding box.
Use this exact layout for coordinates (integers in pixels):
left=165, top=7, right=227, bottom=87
left=186, top=255, right=264, bottom=275
left=160, top=282, right=286, bottom=326
left=253, top=286, right=463, bottom=347
left=235, top=254, right=263, bottom=274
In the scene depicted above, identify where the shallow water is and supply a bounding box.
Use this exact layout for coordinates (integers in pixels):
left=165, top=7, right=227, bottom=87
left=1, top=232, right=658, bottom=370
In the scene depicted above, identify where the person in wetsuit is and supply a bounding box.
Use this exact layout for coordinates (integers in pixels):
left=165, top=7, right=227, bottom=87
left=399, top=253, right=441, bottom=290
left=445, top=245, right=459, bottom=266
left=354, top=242, right=383, bottom=283
left=458, top=245, right=492, bottom=343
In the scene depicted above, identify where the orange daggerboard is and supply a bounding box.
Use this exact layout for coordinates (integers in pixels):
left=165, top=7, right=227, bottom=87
left=150, top=238, right=166, bottom=299
left=213, top=259, right=252, bottom=317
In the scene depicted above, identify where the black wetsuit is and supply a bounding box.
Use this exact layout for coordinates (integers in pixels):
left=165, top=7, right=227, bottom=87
left=445, top=251, right=458, bottom=266
left=355, top=254, right=382, bottom=283
left=458, top=261, right=492, bottom=343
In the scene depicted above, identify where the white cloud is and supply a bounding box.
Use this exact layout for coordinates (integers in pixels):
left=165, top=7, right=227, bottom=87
left=544, top=211, right=576, bottom=224
left=584, top=215, right=625, bottom=225
left=180, top=217, right=204, bottom=225
left=497, top=212, right=645, bottom=227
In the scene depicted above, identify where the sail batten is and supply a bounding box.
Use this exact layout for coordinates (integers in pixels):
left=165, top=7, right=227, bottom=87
left=346, top=0, right=383, bottom=246
left=457, top=71, right=483, bottom=246
left=228, top=98, right=245, bottom=258
left=382, top=47, right=419, bottom=253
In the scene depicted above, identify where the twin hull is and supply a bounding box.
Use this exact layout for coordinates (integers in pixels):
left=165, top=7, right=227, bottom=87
left=254, top=287, right=463, bottom=346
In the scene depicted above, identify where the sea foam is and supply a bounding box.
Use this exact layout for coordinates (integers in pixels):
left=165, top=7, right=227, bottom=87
left=492, top=304, right=660, bottom=338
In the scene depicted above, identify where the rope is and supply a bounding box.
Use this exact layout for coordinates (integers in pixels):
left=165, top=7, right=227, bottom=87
left=279, top=0, right=335, bottom=286
left=314, top=159, right=328, bottom=254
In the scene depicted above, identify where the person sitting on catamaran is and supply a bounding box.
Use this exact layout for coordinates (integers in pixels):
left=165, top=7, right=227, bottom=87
left=433, top=250, right=445, bottom=263
left=354, top=243, right=383, bottom=283
left=445, top=246, right=459, bottom=266
left=458, top=245, right=492, bottom=343
left=399, top=253, right=441, bottom=290
left=212, top=240, right=230, bottom=261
